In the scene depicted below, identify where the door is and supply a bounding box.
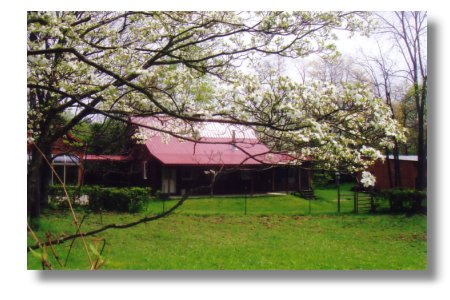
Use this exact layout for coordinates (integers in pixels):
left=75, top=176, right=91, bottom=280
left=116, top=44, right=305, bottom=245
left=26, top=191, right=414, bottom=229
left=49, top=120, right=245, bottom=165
left=161, top=167, right=177, bottom=194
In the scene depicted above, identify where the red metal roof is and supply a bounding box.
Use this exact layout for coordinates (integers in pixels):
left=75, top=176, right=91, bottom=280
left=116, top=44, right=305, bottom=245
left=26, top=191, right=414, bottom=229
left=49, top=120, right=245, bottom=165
left=131, top=116, right=286, bottom=166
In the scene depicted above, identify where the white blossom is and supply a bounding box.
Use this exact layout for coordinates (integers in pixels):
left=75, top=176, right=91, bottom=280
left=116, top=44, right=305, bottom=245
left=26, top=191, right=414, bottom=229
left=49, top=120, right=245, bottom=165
left=361, top=171, right=376, bottom=187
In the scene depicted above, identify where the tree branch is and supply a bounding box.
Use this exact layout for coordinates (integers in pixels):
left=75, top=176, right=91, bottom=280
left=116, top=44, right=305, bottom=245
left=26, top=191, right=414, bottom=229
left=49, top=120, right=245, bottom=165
left=27, top=183, right=210, bottom=251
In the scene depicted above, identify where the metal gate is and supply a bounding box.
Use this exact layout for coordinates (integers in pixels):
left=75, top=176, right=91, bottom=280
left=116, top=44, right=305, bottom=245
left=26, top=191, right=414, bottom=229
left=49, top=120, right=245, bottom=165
left=354, top=191, right=375, bottom=213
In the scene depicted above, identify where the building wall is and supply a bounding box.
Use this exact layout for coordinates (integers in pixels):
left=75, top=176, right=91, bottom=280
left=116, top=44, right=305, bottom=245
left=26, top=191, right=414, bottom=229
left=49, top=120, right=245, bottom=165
left=367, top=159, right=424, bottom=190
left=28, top=134, right=86, bottom=186
left=145, top=163, right=311, bottom=196
left=81, top=143, right=313, bottom=195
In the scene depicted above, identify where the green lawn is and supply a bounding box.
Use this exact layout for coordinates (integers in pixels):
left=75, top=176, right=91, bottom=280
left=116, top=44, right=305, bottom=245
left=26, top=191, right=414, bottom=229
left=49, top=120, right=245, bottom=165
left=27, top=185, right=427, bottom=270
left=146, top=183, right=357, bottom=216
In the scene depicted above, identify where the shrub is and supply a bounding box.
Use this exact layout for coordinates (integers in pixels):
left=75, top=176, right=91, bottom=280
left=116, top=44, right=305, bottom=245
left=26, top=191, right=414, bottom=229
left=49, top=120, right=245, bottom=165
left=379, top=189, right=426, bottom=214
left=48, top=185, right=152, bottom=213
left=312, top=171, right=334, bottom=188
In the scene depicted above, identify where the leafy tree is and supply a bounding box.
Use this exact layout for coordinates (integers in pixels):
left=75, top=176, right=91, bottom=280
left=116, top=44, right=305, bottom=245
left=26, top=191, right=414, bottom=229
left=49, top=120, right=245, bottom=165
left=85, top=119, right=129, bottom=155
left=27, top=11, right=403, bottom=221
left=394, top=84, right=426, bottom=155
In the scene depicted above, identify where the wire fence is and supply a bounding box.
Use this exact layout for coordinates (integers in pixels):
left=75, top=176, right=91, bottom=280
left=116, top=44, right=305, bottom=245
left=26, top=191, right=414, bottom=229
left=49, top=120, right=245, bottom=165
left=147, top=190, right=366, bottom=216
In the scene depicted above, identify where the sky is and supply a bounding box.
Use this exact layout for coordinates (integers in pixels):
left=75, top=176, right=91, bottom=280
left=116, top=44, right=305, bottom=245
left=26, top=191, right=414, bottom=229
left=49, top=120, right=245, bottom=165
left=277, top=14, right=422, bottom=100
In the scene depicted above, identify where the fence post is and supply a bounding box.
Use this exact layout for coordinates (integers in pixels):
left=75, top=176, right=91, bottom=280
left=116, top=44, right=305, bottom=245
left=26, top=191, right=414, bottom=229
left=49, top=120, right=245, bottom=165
left=370, top=191, right=374, bottom=212
left=356, top=191, right=359, bottom=213
left=308, top=197, right=311, bottom=214
left=244, top=193, right=247, bottom=215
left=336, top=172, right=341, bottom=214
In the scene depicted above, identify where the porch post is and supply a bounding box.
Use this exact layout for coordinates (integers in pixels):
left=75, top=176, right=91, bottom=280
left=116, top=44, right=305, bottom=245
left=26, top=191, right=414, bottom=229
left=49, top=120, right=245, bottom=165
left=298, top=166, right=302, bottom=191
left=272, top=168, right=275, bottom=192
left=307, top=167, right=312, bottom=190
left=251, top=170, right=254, bottom=197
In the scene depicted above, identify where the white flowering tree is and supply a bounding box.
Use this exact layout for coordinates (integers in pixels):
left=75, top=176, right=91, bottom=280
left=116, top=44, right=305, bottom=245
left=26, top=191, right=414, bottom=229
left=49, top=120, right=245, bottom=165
left=225, top=73, right=405, bottom=173
left=27, top=11, right=403, bottom=221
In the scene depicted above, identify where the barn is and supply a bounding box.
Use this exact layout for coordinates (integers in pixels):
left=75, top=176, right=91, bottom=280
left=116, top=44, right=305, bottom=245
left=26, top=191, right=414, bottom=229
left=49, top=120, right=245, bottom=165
left=367, top=155, right=426, bottom=190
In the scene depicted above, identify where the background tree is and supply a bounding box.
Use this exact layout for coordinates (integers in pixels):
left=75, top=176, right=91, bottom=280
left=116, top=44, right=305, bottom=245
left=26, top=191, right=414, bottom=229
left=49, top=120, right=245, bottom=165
left=393, top=84, right=426, bottom=155
left=298, top=55, right=368, bottom=85
left=81, top=118, right=129, bottom=155
left=357, top=45, right=405, bottom=188
left=375, top=11, right=427, bottom=190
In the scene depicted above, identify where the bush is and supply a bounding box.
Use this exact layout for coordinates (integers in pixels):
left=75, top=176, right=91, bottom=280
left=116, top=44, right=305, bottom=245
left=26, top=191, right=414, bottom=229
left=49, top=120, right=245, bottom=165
left=379, top=189, right=426, bottom=214
left=312, top=171, right=334, bottom=188
left=48, top=185, right=152, bottom=213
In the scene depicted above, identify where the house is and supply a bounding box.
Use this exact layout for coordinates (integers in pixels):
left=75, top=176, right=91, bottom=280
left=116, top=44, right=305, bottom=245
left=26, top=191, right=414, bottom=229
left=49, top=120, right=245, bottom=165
left=27, top=132, right=86, bottom=186
left=126, top=116, right=312, bottom=195
left=82, top=154, right=133, bottom=186
left=367, top=155, right=426, bottom=190
left=29, top=116, right=312, bottom=195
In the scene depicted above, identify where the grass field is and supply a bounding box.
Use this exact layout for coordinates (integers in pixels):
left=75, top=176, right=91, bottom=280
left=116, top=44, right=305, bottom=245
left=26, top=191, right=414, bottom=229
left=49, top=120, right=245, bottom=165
left=145, top=183, right=358, bottom=216
left=27, top=185, right=427, bottom=270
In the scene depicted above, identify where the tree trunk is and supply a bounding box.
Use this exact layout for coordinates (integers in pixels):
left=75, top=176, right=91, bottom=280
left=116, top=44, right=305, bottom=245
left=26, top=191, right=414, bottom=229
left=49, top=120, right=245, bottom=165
left=385, top=149, right=393, bottom=189
left=415, top=80, right=427, bottom=191
left=27, top=144, right=52, bottom=222
left=392, top=139, right=402, bottom=188
left=416, top=111, right=427, bottom=190
left=28, top=150, right=43, bottom=220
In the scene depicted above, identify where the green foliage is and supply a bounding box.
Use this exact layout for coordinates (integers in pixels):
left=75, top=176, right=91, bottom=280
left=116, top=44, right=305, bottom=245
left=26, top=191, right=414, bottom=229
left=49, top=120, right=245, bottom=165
left=88, top=119, right=129, bottom=155
left=70, top=118, right=129, bottom=155
left=48, top=185, right=152, bottom=213
left=395, top=84, right=427, bottom=154
left=378, top=189, right=426, bottom=213
left=312, top=171, right=334, bottom=188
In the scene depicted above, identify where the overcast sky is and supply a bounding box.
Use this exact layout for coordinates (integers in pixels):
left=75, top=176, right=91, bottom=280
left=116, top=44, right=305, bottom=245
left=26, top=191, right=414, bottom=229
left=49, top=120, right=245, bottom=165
left=280, top=14, right=419, bottom=93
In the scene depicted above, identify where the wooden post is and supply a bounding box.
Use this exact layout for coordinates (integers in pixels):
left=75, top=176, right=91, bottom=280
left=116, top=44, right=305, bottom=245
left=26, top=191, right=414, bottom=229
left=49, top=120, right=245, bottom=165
left=337, top=184, right=341, bottom=213
left=285, top=168, right=289, bottom=194
left=309, top=196, right=311, bottom=214
left=272, top=168, right=275, bottom=192
left=307, top=167, right=312, bottom=190
left=370, top=189, right=374, bottom=212
left=77, top=161, right=85, bottom=187
left=336, top=172, right=341, bottom=214
left=63, top=155, right=67, bottom=186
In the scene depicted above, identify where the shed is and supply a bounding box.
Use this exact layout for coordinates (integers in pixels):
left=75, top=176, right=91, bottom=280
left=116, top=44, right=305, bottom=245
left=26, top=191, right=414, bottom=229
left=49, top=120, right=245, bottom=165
left=367, top=155, right=426, bottom=190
